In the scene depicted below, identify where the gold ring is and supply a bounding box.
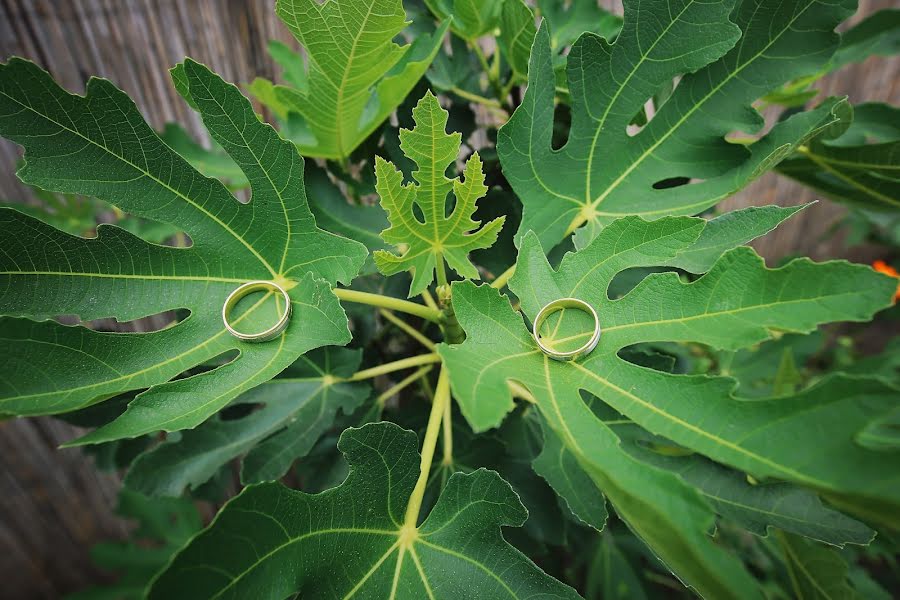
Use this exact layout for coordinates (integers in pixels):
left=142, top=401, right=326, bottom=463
left=532, top=298, right=601, bottom=362
left=222, top=280, right=292, bottom=342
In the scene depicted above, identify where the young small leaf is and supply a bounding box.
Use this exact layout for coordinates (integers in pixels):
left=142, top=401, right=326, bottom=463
left=148, top=422, right=579, bottom=599
left=374, top=91, right=505, bottom=296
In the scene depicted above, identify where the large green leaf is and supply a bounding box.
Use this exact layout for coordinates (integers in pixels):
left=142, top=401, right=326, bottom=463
left=617, top=424, right=874, bottom=546
left=0, top=58, right=367, bottom=443
left=148, top=422, right=579, bottom=599
left=124, top=347, right=369, bottom=496
left=499, top=0, right=854, bottom=249
left=374, top=91, right=505, bottom=296
left=777, top=102, right=900, bottom=213
left=438, top=215, right=896, bottom=595
left=253, top=0, right=448, bottom=160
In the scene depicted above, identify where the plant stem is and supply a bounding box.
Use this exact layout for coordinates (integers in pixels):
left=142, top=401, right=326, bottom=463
left=376, top=365, right=433, bottom=406
left=348, top=353, right=441, bottom=382
left=333, top=288, right=442, bottom=323
left=450, top=86, right=501, bottom=109
left=435, top=255, right=449, bottom=289
left=421, top=289, right=439, bottom=311
left=403, top=367, right=451, bottom=529
left=471, top=42, right=503, bottom=99
left=441, top=389, right=453, bottom=466
left=379, top=309, right=436, bottom=351
left=490, top=264, right=516, bottom=289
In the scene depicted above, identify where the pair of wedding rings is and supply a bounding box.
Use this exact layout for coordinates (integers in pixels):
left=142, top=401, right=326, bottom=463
left=532, top=297, right=601, bottom=361
left=221, top=281, right=601, bottom=361
left=222, top=280, right=292, bottom=342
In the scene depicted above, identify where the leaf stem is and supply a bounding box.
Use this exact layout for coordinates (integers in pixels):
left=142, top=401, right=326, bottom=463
left=450, top=86, right=502, bottom=109
left=441, top=389, right=453, bottom=466
left=348, top=353, right=441, bottom=382
left=379, top=309, right=436, bottom=351
left=490, top=264, right=516, bottom=289
left=333, top=288, right=442, bottom=323
left=421, top=289, right=439, bottom=311
left=435, top=255, right=449, bottom=290
left=404, top=367, right=451, bottom=529
left=376, top=365, right=433, bottom=406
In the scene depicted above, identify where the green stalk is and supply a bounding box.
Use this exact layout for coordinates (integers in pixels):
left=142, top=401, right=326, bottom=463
left=403, top=367, right=451, bottom=530
left=333, top=288, right=442, bottom=323
left=348, top=353, right=441, bottom=382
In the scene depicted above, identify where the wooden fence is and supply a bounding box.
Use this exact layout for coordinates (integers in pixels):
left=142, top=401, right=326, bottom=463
left=0, top=0, right=897, bottom=597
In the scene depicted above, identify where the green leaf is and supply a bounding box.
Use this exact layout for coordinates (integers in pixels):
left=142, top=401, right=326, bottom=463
left=778, top=532, right=860, bottom=600
left=304, top=161, right=389, bottom=257
left=830, top=9, right=900, bottom=72
left=532, top=414, right=608, bottom=530
left=499, top=0, right=536, bottom=78
left=257, top=0, right=448, bottom=160
left=158, top=122, right=248, bottom=188
left=124, top=347, right=369, bottom=496
left=718, top=331, right=825, bottom=398
left=439, top=215, right=897, bottom=594
left=536, top=0, right=623, bottom=50
left=857, top=406, right=900, bottom=452
left=574, top=203, right=808, bottom=273
left=0, top=58, right=367, bottom=443
left=424, top=0, right=503, bottom=41
left=148, top=422, right=579, bottom=599
left=763, top=8, right=900, bottom=106
left=586, top=533, right=648, bottom=600
left=499, top=0, right=854, bottom=249
left=69, top=489, right=202, bottom=600
left=777, top=103, right=900, bottom=213
left=618, top=424, right=874, bottom=546
left=374, top=91, right=505, bottom=296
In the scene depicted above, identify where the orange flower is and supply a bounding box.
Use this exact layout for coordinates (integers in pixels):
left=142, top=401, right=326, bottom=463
left=873, top=260, right=900, bottom=302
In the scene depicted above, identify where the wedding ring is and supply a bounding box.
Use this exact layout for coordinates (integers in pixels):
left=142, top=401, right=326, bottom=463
left=532, top=298, right=601, bottom=362
left=222, top=280, right=292, bottom=342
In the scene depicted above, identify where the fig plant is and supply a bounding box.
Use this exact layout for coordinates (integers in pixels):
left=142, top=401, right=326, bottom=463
left=1, top=0, right=898, bottom=598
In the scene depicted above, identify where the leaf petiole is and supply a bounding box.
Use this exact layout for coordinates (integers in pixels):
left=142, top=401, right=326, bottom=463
left=375, top=365, right=433, bottom=407
left=333, top=288, right=443, bottom=323
left=403, top=366, right=451, bottom=529
left=348, top=353, right=442, bottom=382
left=379, top=309, right=436, bottom=351
left=490, top=264, right=516, bottom=289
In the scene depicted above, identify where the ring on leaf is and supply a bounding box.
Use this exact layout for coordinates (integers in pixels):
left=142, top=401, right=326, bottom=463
left=533, top=298, right=601, bottom=362
left=222, top=280, right=292, bottom=343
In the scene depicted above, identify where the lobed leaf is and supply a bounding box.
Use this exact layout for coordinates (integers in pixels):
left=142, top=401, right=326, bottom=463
left=0, top=58, right=367, bottom=443
left=374, top=91, right=505, bottom=296
left=253, top=0, right=449, bottom=160
left=778, top=102, right=900, bottom=213
left=499, top=0, right=855, bottom=249
left=439, top=215, right=897, bottom=594
left=124, top=348, right=369, bottom=496
left=148, top=422, right=579, bottom=599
